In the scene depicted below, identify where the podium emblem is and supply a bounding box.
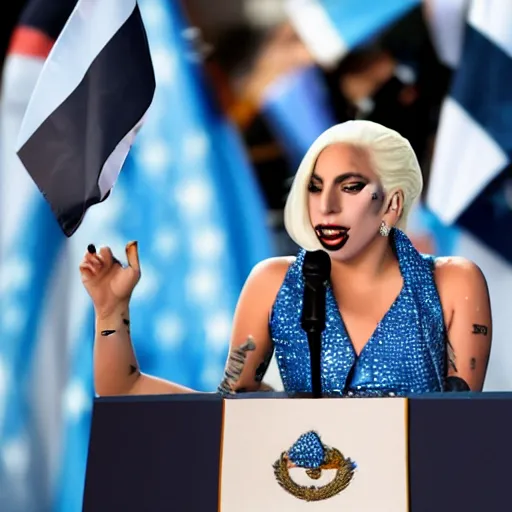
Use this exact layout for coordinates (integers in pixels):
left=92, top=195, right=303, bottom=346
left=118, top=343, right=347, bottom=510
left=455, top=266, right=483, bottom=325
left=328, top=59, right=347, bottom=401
left=273, top=431, right=356, bottom=502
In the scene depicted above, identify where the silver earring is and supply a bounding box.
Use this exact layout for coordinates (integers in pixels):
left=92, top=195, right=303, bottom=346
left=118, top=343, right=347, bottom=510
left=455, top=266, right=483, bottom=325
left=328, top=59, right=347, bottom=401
left=379, top=221, right=390, bottom=237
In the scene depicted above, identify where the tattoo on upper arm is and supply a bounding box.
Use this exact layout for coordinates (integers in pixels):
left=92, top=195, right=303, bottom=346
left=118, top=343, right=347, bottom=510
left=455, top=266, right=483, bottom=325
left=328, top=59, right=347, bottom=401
left=217, top=337, right=256, bottom=395
left=446, top=338, right=458, bottom=373
left=254, top=347, right=274, bottom=383
left=470, top=357, right=476, bottom=370
left=101, top=330, right=116, bottom=336
left=472, top=324, right=488, bottom=335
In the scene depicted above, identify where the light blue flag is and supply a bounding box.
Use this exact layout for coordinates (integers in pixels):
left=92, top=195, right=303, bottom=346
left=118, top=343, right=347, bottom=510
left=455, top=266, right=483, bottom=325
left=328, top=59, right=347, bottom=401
left=54, top=0, right=273, bottom=510
left=286, top=0, right=420, bottom=68
left=0, top=2, right=77, bottom=510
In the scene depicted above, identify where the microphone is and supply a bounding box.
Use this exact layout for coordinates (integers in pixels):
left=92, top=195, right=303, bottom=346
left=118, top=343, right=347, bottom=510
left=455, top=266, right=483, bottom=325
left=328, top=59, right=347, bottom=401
left=301, top=250, right=331, bottom=398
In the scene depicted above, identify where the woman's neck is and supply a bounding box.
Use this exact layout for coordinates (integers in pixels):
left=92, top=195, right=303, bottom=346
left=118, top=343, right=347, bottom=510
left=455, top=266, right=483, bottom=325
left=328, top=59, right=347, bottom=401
left=329, top=235, right=397, bottom=284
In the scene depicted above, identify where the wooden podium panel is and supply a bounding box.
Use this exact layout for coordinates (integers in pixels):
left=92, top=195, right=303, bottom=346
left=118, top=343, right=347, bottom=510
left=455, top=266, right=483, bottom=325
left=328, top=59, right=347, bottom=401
left=83, top=394, right=223, bottom=512
left=220, top=397, right=408, bottom=511
left=409, top=393, right=512, bottom=512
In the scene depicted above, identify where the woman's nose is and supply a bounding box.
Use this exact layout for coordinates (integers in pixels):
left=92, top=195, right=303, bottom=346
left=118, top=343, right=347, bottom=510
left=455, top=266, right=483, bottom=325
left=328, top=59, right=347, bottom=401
left=320, top=187, right=341, bottom=215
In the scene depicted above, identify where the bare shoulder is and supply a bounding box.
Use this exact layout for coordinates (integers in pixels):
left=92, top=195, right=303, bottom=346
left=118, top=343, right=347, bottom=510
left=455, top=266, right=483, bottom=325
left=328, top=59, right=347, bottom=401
left=230, top=255, right=296, bottom=348
left=244, top=255, right=296, bottom=296
left=434, top=256, right=489, bottom=299
left=250, top=255, right=296, bottom=280
left=434, top=256, right=487, bottom=283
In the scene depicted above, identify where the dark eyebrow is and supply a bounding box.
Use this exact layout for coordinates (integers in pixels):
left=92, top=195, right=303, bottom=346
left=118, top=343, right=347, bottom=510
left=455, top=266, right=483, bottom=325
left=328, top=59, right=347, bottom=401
left=310, top=172, right=368, bottom=184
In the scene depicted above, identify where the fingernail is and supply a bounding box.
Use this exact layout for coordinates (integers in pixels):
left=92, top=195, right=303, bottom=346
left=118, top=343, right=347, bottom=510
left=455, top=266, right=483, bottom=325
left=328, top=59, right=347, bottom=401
left=126, top=241, right=138, bottom=250
left=87, top=244, right=96, bottom=254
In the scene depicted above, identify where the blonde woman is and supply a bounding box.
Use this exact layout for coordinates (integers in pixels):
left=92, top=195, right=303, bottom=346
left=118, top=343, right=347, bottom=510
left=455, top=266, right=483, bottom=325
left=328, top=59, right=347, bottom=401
left=80, top=121, right=492, bottom=396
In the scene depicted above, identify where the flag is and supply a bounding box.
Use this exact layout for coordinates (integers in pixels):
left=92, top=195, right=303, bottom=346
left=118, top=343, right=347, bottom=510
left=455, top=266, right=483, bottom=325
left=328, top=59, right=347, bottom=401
left=54, top=0, right=273, bottom=510
left=0, top=2, right=78, bottom=511
left=261, top=65, right=337, bottom=169
left=285, top=0, right=421, bottom=69
left=423, top=0, right=469, bottom=68
left=16, top=0, right=155, bottom=237
left=427, top=0, right=512, bottom=262
left=425, top=0, right=512, bottom=391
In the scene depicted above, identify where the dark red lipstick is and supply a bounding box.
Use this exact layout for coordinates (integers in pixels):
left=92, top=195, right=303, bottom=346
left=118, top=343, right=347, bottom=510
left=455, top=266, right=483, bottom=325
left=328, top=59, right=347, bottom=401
left=314, top=224, right=350, bottom=251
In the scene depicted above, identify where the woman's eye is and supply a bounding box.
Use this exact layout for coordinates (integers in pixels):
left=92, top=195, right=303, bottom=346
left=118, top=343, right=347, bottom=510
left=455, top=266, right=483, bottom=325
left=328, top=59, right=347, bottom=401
left=343, top=182, right=366, bottom=193
left=308, top=182, right=321, bottom=193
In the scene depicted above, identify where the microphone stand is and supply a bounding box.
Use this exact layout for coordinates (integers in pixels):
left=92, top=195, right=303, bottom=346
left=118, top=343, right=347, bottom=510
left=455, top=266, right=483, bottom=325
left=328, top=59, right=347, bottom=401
left=301, top=251, right=330, bottom=399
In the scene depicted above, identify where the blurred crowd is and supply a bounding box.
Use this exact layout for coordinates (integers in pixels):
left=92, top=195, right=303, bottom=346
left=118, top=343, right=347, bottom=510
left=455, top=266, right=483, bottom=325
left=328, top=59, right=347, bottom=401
left=0, top=0, right=454, bottom=255
left=192, top=2, right=452, bottom=254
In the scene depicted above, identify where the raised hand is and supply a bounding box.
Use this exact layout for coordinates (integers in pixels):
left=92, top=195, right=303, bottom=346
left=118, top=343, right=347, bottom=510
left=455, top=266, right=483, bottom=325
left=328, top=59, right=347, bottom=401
left=79, top=241, right=141, bottom=318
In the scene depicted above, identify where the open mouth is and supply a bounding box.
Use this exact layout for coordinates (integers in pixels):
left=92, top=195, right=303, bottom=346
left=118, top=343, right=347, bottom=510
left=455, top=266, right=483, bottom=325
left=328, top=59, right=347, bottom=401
left=315, top=225, right=349, bottom=251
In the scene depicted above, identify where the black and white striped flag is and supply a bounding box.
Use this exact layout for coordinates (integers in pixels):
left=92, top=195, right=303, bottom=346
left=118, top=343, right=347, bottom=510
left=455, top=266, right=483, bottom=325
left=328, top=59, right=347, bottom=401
left=16, top=0, right=155, bottom=237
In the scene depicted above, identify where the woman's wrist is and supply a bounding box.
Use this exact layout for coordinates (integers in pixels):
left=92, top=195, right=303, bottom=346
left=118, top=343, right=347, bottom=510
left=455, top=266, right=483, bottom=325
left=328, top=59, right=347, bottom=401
left=95, top=301, right=130, bottom=325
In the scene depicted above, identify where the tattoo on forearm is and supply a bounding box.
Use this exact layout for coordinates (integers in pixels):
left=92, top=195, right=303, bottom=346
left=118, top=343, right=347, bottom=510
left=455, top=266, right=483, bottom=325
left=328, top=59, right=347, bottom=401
left=446, top=339, right=458, bottom=373
left=470, top=357, right=476, bottom=370
left=254, top=348, right=274, bottom=382
left=123, top=317, right=130, bottom=334
left=101, top=330, right=116, bottom=336
left=217, top=337, right=256, bottom=395
left=472, top=324, right=488, bottom=335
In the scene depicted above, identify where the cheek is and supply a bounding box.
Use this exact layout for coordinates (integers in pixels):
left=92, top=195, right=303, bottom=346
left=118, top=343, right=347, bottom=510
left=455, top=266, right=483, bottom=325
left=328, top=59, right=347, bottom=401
left=343, top=195, right=378, bottom=224
left=307, top=195, right=319, bottom=218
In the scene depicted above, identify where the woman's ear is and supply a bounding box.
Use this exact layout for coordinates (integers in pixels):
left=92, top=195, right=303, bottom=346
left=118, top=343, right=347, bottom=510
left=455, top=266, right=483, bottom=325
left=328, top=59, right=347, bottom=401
left=382, top=189, right=404, bottom=227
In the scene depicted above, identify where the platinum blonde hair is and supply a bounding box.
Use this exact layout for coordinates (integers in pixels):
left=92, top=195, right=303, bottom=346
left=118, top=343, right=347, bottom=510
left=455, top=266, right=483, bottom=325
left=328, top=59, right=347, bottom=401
left=284, top=120, right=423, bottom=251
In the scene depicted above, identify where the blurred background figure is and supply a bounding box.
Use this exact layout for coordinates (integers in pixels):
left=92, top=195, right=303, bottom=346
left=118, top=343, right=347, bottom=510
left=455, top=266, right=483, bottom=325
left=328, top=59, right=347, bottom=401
left=0, top=0, right=511, bottom=511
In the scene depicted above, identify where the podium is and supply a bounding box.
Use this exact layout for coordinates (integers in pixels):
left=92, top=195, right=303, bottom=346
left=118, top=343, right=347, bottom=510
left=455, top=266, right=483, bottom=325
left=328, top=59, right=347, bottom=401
left=83, top=392, right=512, bottom=511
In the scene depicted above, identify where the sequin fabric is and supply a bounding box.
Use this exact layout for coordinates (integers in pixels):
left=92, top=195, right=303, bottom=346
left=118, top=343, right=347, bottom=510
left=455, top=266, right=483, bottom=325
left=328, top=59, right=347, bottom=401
left=269, top=229, right=446, bottom=396
left=287, top=431, right=325, bottom=468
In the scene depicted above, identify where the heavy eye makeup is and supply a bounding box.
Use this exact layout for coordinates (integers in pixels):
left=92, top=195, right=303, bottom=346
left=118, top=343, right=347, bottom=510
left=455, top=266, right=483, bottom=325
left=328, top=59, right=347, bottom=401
left=307, top=173, right=369, bottom=194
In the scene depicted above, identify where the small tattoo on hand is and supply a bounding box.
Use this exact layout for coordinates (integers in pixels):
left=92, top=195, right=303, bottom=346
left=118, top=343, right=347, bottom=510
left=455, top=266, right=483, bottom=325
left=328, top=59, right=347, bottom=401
left=472, top=324, right=488, bottom=335
left=101, top=330, right=116, bottom=336
left=371, top=192, right=379, bottom=200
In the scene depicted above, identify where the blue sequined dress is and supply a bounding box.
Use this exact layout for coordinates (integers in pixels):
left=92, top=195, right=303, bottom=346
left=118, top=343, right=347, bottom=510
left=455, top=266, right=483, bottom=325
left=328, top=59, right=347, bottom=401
left=269, top=229, right=446, bottom=396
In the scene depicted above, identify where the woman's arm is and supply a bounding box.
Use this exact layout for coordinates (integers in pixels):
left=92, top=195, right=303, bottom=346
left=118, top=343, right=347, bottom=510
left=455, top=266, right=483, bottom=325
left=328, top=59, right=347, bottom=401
left=94, top=303, right=193, bottom=396
left=87, top=248, right=292, bottom=396
left=436, top=257, right=492, bottom=391
left=215, top=256, right=294, bottom=393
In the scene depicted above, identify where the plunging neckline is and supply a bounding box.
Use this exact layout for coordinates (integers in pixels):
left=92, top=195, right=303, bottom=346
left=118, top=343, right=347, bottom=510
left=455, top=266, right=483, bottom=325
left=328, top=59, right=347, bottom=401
left=327, top=282, right=405, bottom=358
left=326, top=236, right=407, bottom=359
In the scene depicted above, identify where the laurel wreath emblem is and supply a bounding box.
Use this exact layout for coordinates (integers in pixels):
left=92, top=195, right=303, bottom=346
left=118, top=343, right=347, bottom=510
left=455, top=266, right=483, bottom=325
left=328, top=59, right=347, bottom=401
left=273, top=440, right=355, bottom=502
